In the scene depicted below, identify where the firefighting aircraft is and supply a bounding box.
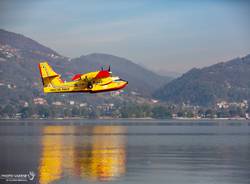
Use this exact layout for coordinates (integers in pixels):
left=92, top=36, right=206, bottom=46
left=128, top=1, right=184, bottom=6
left=38, top=62, right=128, bottom=93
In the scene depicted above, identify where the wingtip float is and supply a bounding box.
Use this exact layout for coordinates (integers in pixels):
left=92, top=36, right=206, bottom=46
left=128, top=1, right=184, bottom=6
left=38, top=62, right=128, bottom=93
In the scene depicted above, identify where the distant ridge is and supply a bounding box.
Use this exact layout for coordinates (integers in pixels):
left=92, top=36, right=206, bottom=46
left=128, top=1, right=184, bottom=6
left=154, top=54, right=250, bottom=106
left=0, top=29, right=59, bottom=56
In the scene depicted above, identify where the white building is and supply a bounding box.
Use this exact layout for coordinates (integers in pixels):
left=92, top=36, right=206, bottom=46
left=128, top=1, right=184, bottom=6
left=33, top=98, right=47, bottom=105
left=52, top=101, right=63, bottom=106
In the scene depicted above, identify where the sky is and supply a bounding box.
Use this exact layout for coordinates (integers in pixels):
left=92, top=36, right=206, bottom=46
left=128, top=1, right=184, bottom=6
left=0, top=0, right=250, bottom=73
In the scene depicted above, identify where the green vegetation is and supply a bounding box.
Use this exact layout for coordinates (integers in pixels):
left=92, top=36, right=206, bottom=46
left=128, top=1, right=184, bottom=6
left=152, top=106, right=172, bottom=119
left=0, top=96, right=249, bottom=119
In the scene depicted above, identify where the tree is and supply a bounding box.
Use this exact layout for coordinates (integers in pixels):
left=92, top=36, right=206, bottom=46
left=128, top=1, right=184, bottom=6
left=177, top=110, right=185, bottom=117
left=205, top=109, right=216, bottom=118
left=152, top=106, right=172, bottom=119
left=186, top=111, right=194, bottom=118
left=229, top=107, right=245, bottom=117
left=140, top=104, right=152, bottom=117
left=37, top=106, right=50, bottom=118
left=80, top=108, right=89, bottom=118
left=2, top=105, right=15, bottom=117
left=72, top=107, right=80, bottom=117
left=89, top=109, right=100, bottom=119
left=216, top=108, right=229, bottom=118
left=19, top=107, right=32, bottom=118
left=63, top=108, right=72, bottom=117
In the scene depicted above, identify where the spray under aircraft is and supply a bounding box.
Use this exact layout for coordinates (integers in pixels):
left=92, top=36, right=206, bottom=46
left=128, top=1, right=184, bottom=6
left=38, top=62, right=128, bottom=93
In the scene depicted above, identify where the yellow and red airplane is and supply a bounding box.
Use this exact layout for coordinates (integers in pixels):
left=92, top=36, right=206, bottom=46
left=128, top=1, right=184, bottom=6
left=38, top=62, right=128, bottom=93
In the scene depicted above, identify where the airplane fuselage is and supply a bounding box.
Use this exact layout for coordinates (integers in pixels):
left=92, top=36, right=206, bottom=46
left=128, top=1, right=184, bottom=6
left=43, top=77, right=127, bottom=93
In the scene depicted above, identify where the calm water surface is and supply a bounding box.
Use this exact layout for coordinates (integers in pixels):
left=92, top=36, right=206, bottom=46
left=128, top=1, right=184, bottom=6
left=0, top=120, right=249, bottom=184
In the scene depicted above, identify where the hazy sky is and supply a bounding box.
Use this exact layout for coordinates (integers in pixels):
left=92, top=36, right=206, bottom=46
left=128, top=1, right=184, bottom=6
left=0, top=0, right=250, bottom=73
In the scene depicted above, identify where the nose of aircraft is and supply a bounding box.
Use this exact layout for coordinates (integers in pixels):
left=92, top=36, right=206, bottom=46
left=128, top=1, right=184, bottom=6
left=120, top=79, right=128, bottom=85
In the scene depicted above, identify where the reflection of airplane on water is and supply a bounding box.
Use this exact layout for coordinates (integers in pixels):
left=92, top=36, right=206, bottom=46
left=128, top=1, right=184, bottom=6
left=78, top=126, right=127, bottom=181
left=39, top=125, right=127, bottom=184
left=38, top=62, right=128, bottom=93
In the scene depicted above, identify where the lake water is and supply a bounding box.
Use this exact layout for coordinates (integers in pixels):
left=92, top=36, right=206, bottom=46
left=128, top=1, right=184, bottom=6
left=0, top=120, right=249, bottom=184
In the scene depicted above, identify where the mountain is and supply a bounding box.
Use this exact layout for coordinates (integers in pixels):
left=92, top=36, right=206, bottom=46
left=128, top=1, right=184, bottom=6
left=0, top=29, right=171, bottom=103
left=154, top=54, right=250, bottom=106
left=65, top=54, right=172, bottom=96
left=0, top=29, right=60, bottom=56
left=152, top=69, right=181, bottom=78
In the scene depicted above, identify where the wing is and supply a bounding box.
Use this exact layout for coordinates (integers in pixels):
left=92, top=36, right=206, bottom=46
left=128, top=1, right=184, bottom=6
left=71, top=70, right=112, bottom=89
left=73, top=70, right=111, bottom=82
left=94, top=70, right=110, bottom=79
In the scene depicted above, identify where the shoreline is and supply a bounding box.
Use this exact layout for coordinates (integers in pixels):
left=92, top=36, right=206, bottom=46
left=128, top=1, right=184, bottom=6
left=0, top=116, right=249, bottom=121
left=0, top=118, right=249, bottom=126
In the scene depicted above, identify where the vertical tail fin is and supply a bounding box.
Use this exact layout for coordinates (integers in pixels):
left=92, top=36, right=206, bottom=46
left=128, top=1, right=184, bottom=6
left=38, top=62, right=63, bottom=88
